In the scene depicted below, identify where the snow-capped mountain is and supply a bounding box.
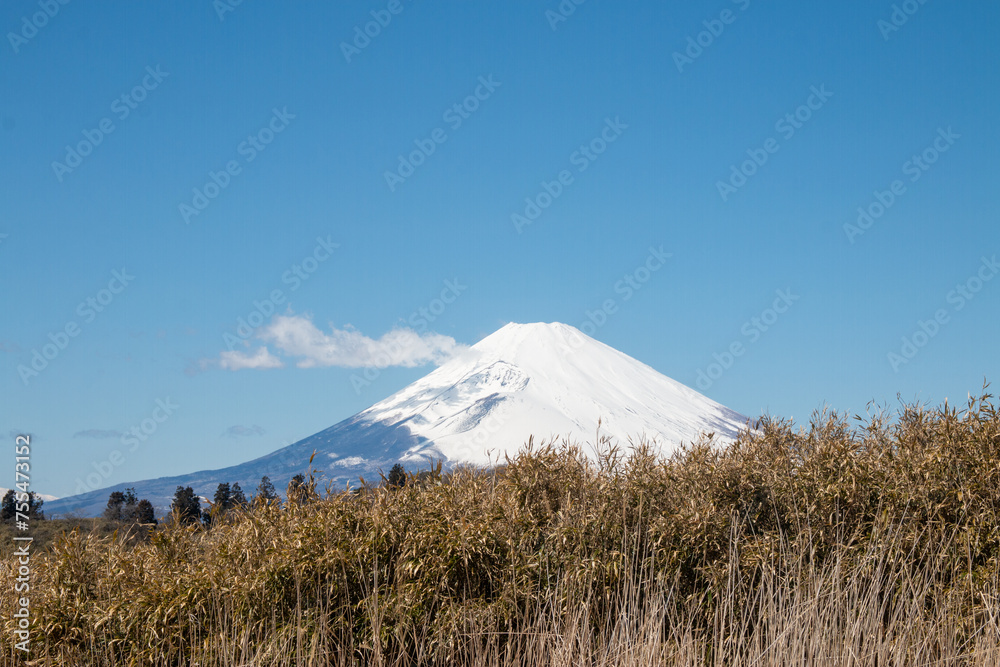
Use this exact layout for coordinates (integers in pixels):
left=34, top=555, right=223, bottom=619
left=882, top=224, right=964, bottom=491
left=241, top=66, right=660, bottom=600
left=46, top=322, right=749, bottom=517
left=340, top=322, right=747, bottom=467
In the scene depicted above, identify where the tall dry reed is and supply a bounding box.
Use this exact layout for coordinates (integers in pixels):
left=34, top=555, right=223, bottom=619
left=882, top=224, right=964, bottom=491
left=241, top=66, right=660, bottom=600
left=2, top=391, right=998, bottom=665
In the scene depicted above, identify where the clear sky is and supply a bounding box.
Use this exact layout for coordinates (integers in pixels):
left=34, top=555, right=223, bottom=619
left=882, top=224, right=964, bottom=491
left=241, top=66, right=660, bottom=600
left=3, top=1, right=998, bottom=498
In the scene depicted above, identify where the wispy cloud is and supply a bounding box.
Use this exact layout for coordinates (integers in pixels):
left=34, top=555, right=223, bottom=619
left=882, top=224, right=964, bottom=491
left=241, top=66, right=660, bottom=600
left=219, top=346, right=284, bottom=371
left=73, top=429, right=124, bottom=439
left=260, top=315, right=464, bottom=368
left=204, top=313, right=465, bottom=372
left=222, top=425, right=266, bottom=438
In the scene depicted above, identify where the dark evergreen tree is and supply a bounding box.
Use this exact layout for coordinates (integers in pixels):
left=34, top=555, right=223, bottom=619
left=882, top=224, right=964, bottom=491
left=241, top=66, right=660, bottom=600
left=105, top=488, right=147, bottom=523
left=2, top=490, right=44, bottom=522
left=135, top=499, right=157, bottom=525
left=213, top=482, right=232, bottom=511
left=230, top=482, right=247, bottom=508
left=255, top=476, right=278, bottom=504
left=0, top=490, right=15, bottom=521
left=104, top=490, right=126, bottom=521
left=171, top=486, right=202, bottom=525
left=29, top=493, right=43, bottom=521
left=205, top=482, right=242, bottom=525
left=287, top=473, right=308, bottom=505
left=387, top=463, right=406, bottom=488
left=120, top=488, right=140, bottom=521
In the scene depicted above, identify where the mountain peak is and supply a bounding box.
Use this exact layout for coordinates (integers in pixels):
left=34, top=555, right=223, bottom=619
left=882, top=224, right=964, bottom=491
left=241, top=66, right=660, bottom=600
left=496, top=321, right=570, bottom=331
left=475, top=321, right=596, bottom=356
left=486, top=321, right=577, bottom=341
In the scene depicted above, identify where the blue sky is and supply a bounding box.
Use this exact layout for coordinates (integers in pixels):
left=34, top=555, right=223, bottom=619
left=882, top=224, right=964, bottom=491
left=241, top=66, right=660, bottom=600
left=2, top=1, right=998, bottom=498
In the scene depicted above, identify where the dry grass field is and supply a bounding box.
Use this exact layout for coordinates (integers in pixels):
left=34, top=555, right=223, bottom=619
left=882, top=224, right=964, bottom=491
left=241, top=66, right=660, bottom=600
left=2, top=391, right=999, bottom=665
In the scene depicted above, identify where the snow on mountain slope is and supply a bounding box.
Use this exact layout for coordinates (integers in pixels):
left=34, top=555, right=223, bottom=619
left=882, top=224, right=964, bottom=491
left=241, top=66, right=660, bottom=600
left=46, top=322, right=749, bottom=517
left=0, top=488, right=59, bottom=502
left=345, top=322, right=748, bottom=467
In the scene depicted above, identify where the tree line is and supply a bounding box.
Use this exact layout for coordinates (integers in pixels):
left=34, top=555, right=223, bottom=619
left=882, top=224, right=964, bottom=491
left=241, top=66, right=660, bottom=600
left=168, top=474, right=311, bottom=526
left=99, top=463, right=414, bottom=528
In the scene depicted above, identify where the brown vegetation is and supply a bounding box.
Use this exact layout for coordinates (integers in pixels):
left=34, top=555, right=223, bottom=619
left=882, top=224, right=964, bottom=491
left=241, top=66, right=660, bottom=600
left=2, top=391, right=999, bottom=665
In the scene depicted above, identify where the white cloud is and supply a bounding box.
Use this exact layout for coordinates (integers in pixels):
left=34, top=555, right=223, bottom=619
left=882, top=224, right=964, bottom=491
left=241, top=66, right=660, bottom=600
left=206, top=313, right=465, bottom=372
left=222, top=424, right=266, bottom=438
left=258, top=314, right=464, bottom=369
left=219, top=346, right=284, bottom=371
